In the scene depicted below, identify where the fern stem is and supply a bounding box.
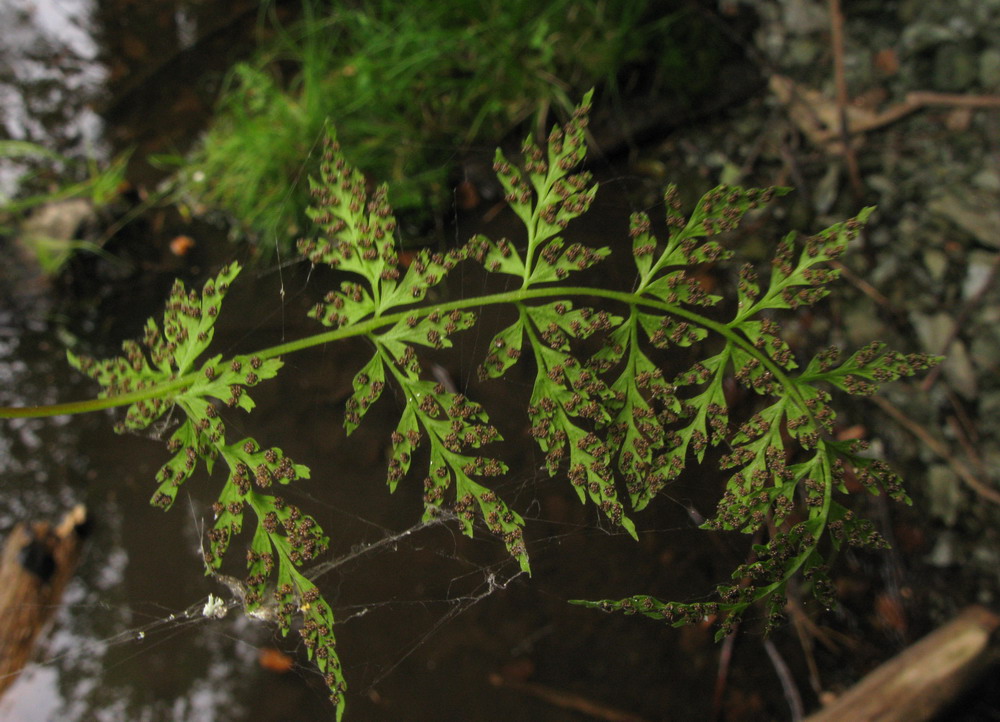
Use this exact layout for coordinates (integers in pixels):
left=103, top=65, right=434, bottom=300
left=0, top=285, right=807, bottom=422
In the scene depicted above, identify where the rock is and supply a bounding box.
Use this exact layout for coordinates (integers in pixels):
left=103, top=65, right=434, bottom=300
left=923, top=249, right=949, bottom=282
left=977, top=391, right=1000, bottom=421
left=3, top=198, right=98, bottom=323
left=932, top=42, right=980, bottom=92
left=910, top=312, right=978, bottom=398
left=787, top=37, right=822, bottom=67
left=928, top=192, right=1000, bottom=248
left=926, top=465, right=962, bottom=526
left=926, top=530, right=958, bottom=566
left=813, top=163, right=841, bottom=214
left=963, top=250, right=997, bottom=300
left=16, top=197, right=97, bottom=274
left=970, top=335, right=1000, bottom=374
left=944, top=340, right=978, bottom=398
left=20, top=198, right=95, bottom=243
left=783, top=0, right=827, bottom=35
left=980, top=48, right=1000, bottom=88
left=867, top=174, right=896, bottom=199
left=870, top=253, right=901, bottom=289
left=972, top=168, right=1000, bottom=192
left=842, top=306, right=888, bottom=347
left=972, top=542, right=999, bottom=569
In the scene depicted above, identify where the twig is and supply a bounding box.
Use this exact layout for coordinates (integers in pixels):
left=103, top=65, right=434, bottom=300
left=0, top=506, right=88, bottom=698
left=489, top=673, right=649, bottom=722
left=828, top=0, right=864, bottom=203
left=947, top=414, right=985, bottom=477
left=805, top=606, right=1000, bottom=721
left=905, top=91, right=1000, bottom=108
left=764, top=639, right=805, bottom=721
left=784, top=586, right=835, bottom=698
left=768, top=80, right=1000, bottom=151
left=790, top=616, right=824, bottom=697
left=828, top=260, right=892, bottom=309
left=778, top=138, right=814, bottom=209
left=711, top=630, right=738, bottom=721
left=869, top=395, right=1000, bottom=505
left=946, top=388, right=980, bottom=446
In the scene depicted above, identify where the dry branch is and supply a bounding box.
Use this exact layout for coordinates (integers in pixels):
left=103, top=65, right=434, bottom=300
left=806, top=605, right=1000, bottom=722
left=0, top=505, right=88, bottom=698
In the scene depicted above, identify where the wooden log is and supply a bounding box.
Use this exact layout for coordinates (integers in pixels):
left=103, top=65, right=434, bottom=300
left=0, top=505, right=88, bottom=698
left=806, top=605, right=1000, bottom=722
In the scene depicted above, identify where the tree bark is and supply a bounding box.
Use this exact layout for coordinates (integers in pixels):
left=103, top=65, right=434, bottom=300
left=0, top=505, right=88, bottom=698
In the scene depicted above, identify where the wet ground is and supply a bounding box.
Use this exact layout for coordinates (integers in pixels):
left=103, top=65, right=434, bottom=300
left=3, top=1, right=1000, bottom=721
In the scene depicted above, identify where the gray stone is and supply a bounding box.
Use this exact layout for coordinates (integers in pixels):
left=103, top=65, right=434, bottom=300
left=925, top=530, right=958, bottom=566
left=970, top=335, right=1000, bottom=374
left=901, top=23, right=961, bottom=52
left=843, top=306, right=888, bottom=347
left=867, top=174, right=896, bottom=199
left=978, top=391, right=1000, bottom=419
left=932, top=43, right=980, bottom=92
left=910, top=312, right=978, bottom=398
left=963, top=250, right=998, bottom=300
left=21, top=198, right=94, bottom=242
left=786, top=37, right=822, bottom=67
left=782, top=0, right=827, bottom=34
left=870, top=254, right=900, bottom=288
left=923, top=249, right=949, bottom=283
left=813, top=163, right=841, bottom=215
left=944, top=340, right=978, bottom=399
left=869, top=227, right=894, bottom=250
left=926, top=464, right=963, bottom=526
left=980, top=445, right=1000, bottom=482
left=928, top=192, right=1000, bottom=248
left=972, top=167, right=1000, bottom=192
left=981, top=48, right=1000, bottom=88
left=972, top=543, right=1000, bottom=568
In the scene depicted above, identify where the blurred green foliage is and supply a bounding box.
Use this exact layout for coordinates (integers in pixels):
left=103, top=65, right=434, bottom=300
left=1, top=141, right=129, bottom=274
left=181, top=0, right=714, bottom=249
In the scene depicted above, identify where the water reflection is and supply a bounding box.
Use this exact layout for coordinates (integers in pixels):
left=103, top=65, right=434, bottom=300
left=0, top=309, right=285, bottom=719
left=0, top=0, right=322, bottom=700
left=0, top=0, right=107, bottom=197
left=0, top=314, right=108, bottom=718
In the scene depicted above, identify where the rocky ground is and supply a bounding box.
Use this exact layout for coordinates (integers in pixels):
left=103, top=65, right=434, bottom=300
left=625, top=0, right=1000, bottom=715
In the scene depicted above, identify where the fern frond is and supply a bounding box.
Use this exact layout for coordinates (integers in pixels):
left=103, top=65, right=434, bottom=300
left=50, top=91, right=942, bottom=719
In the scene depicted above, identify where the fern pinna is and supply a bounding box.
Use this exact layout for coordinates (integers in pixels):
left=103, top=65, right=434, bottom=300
left=57, top=92, right=935, bottom=716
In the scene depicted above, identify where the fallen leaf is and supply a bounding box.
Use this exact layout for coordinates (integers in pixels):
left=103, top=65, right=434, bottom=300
left=874, top=49, right=900, bottom=76
left=258, top=646, right=294, bottom=673
left=874, top=592, right=908, bottom=635
left=169, top=235, right=195, bottom=256
left=836, top=424, right=867, bottom=441
left=455, top=179, right=480, bottom=210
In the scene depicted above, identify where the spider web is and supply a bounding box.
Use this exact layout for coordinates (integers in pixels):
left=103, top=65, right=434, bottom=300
left=0, top=398, right=711, bottom=722
left=0, top=127, right=768, bottom=721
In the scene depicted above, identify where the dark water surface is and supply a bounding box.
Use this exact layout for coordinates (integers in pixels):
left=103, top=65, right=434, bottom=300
left=1, top=3, right=819, bottom=721
left=1, top=209, right=797, bottom=722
